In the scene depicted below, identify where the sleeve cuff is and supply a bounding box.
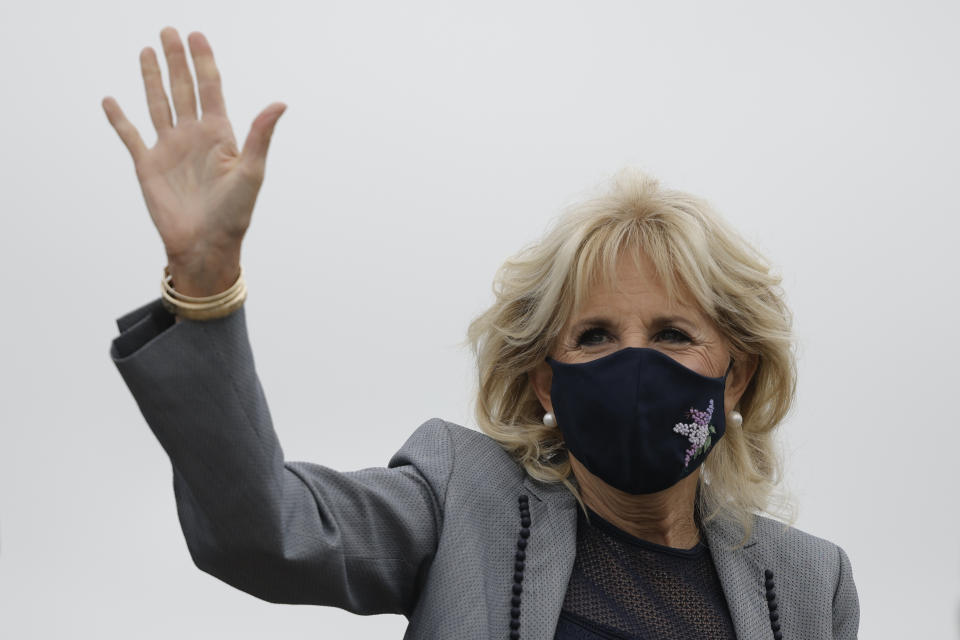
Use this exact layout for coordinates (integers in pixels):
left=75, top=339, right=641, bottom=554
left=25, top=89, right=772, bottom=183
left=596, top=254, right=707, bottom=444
left=109, top=297, right=176, bottom=361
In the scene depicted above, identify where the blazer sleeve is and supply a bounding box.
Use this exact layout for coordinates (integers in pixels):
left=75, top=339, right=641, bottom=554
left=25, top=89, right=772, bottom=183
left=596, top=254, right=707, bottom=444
left=832, top=545, right=860, bottom=639
left=109, top=298, right=454, bottom=616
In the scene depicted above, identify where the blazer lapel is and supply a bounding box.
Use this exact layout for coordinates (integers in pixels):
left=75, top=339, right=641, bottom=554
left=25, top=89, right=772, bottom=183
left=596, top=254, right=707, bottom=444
left=518, top=474, right=577, bottom=640
left=703, top=515, right=772, bottom=640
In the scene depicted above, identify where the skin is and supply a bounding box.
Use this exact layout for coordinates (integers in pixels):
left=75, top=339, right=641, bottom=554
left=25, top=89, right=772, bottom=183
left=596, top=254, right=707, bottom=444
left=531, top=251, right=758, bottom=549
left=102, top=27, right=287, bottom=323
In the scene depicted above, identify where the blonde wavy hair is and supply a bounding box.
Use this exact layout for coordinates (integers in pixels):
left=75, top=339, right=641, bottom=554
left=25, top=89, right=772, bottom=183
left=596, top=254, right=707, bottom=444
left=466, top=167, right=796, bottom=542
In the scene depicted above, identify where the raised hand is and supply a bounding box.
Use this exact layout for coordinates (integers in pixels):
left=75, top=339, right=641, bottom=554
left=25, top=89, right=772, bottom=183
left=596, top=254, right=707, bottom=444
left=102, top=26, right=286, bottom=296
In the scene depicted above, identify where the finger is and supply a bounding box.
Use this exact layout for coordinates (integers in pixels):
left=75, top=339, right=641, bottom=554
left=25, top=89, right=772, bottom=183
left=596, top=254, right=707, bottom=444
left=159, top=26, right=198, bottom=123
left=187, top=32, right=227, bottom=120
left=240, top=103, right=287, bottom=177
left=102, top=96, right=148, bottom=165
left=140, top=47, right=174, bottom=135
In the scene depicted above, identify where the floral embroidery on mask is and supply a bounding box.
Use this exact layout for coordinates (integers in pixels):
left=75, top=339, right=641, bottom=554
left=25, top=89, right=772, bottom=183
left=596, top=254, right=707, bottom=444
left=673, top=399, right=717, bottom=467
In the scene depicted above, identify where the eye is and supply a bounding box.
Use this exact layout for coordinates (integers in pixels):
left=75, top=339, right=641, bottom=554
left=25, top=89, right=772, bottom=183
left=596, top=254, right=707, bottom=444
left=656, top=328, right=691, bottom=343
left=575, top=327, right=611, bottom=347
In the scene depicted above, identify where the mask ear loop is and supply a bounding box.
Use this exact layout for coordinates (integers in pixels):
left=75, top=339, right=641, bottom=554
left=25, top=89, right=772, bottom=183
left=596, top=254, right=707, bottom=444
left=723, top=356, right=735, bottom=379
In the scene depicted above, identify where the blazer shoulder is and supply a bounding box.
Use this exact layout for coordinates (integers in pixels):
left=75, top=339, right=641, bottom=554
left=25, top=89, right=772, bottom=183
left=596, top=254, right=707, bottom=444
left=412, top=418, right=523, bottom=468
left=752, top=513, right=842, bottom=555
left=404, top=418, right=527, bottom=490
left=751, top=514, right=850, bottom=592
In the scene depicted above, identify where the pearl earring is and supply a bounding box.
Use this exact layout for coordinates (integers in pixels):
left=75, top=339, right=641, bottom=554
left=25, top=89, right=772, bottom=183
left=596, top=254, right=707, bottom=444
left=543, top=412, right=557, bottom=428
left=728, top=410, right=743, bottom=428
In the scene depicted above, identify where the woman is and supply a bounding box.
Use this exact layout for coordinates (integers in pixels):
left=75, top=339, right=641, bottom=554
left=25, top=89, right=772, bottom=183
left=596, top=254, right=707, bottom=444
left=104, top=27, right=859, bottom=640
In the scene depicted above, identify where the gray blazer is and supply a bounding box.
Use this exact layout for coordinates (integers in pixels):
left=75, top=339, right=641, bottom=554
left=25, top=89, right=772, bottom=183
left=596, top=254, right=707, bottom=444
left=110, top=298, right=859, bottom=639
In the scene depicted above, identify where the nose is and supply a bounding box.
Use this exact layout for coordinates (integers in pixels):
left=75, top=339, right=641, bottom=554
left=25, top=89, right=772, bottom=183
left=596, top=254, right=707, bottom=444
left=618, top=328, right=652, bottom=350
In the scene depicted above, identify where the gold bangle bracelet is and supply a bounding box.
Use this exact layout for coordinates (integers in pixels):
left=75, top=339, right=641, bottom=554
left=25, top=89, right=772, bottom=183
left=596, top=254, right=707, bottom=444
left=162, top=264, right=244, bottom=303
left=160, top=265, right=248, bottom=321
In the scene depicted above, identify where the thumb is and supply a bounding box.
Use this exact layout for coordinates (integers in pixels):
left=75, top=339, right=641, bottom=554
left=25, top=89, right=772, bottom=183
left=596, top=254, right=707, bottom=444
left=240, top=102, right=287, bottom=177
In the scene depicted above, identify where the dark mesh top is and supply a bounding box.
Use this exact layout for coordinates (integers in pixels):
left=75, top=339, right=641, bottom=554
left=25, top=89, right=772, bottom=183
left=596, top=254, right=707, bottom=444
left=553, top=505, right=737, bottom=640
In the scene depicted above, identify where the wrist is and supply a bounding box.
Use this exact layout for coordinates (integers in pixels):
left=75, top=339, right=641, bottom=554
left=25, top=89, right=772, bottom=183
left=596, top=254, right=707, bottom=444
left=166, top=253, right=242, bottom=298
left=162, top=262, right=247, bottom=322
left=167, top=268, right=240, bottom=298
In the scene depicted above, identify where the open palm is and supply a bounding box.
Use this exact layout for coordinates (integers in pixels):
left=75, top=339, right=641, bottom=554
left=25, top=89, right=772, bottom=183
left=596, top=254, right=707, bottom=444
left=102, top=27, right=285, bottom=280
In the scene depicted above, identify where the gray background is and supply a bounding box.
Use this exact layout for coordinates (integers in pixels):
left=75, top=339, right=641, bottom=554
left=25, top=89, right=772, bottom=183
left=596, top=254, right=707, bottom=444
left=1, top=0, right=958, bottom=637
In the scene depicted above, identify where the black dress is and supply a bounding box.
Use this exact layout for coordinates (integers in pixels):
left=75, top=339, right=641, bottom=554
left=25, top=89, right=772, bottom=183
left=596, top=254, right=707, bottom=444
left=553, top=505, right=737, bottom=639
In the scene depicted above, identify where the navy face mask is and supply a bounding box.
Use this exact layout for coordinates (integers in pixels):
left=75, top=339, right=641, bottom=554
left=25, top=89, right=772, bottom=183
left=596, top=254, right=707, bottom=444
left=546, top=348, right=733, bottom=495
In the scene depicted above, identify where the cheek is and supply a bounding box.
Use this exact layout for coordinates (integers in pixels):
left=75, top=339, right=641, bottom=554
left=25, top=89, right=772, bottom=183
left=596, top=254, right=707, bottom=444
left=557, top=344, right=608, bottom=364
left=675, top=348, right=725, bottom=378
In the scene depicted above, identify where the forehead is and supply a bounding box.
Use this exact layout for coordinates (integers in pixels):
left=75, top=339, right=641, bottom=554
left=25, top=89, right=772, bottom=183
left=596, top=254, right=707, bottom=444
left=571, top=251, right=702, bottom=322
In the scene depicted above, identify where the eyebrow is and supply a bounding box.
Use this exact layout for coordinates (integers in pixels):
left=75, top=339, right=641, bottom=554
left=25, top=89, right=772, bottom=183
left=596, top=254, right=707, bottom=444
left=570, top=314, right=697, bottom=331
